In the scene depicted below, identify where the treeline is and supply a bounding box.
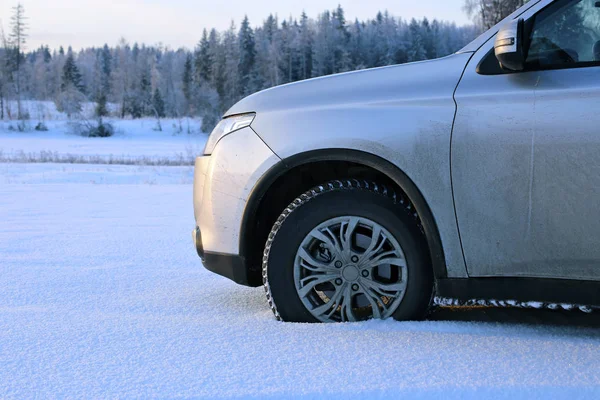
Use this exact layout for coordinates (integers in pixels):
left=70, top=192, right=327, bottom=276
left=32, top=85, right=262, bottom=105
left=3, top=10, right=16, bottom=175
left=464, top=0, right=529, bottom=29
left=0, top=5, right=479, bottom=131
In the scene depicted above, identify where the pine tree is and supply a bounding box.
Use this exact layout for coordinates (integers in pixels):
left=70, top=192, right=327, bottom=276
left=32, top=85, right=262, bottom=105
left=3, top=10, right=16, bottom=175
left=43, top=46, right=51, bottom=63
left=61, top=52, right=85, bottom=92
left=194, top=29, right=211, bottom=83
left=391, top=17, right=408, bottom=65
left=136, top=69, right=152, bottom=117
left=238, top=16, right=256, bottom=97
left=182, top=53, right=193, bottom=115
left=56, top=52, right=85, bottom=118
left=157, top=50, right=177, bottom=117
left=95, top=92, right=108, bottom=117
left=57, top=51, right=86, bottom=117
left=207, top=28, right=224, bottom=97
left=298, top=12, right=313, bottom=80
left=255, top=15, right=280, bottom=87
left=264, top=14, right=277, bottom=43
left=91, top=48, right=106, bottom=112
left=152, top=88, right=165, bottom=118
left=278, top=20, right=293, bottom=83
left=132, top=42, right=140, bottom=61
left=421, top=18, right=437, bottom=60
left=222, top=22, right=240, bottom=107
left=332, top=5, right=351, bottom=72
left=348, top=19, right=363, bottom=69
left=100, top=44, right=112, bottom=95
left=407, top=19, right=427, bottom=62
left=312, top=11, right=330, bottom=77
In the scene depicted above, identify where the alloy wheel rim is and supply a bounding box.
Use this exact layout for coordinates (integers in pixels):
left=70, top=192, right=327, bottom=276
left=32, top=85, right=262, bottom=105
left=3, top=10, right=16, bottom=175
left=293, top=216, right=408, bottom=322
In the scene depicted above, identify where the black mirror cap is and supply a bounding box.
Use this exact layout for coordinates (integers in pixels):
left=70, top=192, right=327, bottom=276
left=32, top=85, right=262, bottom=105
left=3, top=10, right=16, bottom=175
left=494, top=18, right=525, bottom=72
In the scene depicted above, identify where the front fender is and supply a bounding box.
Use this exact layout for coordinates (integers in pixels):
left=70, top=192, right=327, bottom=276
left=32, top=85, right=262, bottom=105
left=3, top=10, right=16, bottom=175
left=249, top=54, right=473, bottom=278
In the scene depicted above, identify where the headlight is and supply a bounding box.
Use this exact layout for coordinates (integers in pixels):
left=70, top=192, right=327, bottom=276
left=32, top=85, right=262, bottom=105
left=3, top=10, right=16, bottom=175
left=203, top=113, right=256, bottom=155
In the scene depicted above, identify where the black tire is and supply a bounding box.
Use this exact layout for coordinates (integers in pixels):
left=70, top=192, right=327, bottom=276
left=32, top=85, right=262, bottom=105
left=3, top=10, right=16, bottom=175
left=263, top=180, right=434, bottom=323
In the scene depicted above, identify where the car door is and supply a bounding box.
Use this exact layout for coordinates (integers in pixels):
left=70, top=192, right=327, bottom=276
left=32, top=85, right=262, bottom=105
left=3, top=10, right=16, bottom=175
left=452, top=0, right=600, bottom=281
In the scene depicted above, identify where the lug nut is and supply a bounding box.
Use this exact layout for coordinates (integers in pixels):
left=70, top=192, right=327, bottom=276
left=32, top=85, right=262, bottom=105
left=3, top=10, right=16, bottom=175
left=362, top=270, right=369, bottom=277
left=351, top=255, right=359, bottom=263
left=335, top=278, right=343, bottom=285
left=335, top=261, right=343, bottom=268
left=352, top=284, right=359, bottom=291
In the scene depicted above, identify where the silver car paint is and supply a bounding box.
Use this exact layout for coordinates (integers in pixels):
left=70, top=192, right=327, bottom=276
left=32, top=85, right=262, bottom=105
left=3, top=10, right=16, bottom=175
left=197, top=0, right=599, bottom=282
left=226, top=54, right=473, bottom=278
left=453, top=0, right=600, bottom=281
left=194, top=127, right=280, bottom=255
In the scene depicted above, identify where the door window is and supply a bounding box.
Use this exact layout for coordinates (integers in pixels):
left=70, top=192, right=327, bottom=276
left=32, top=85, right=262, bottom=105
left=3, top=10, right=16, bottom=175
left=526, top=0, right=600, bottom=69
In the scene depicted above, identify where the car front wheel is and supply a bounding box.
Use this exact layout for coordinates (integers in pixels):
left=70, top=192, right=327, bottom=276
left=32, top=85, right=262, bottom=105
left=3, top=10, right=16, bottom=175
left=263, top=180, right=433, bottom=323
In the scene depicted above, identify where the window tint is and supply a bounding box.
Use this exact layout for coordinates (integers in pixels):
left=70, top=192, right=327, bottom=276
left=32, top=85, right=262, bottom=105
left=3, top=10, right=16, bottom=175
left=526, top=0, right=600, bottom=69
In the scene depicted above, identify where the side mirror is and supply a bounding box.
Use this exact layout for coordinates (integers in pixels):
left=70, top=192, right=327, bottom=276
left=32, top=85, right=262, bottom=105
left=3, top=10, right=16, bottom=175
left=494, top=18, right=525, bottom=71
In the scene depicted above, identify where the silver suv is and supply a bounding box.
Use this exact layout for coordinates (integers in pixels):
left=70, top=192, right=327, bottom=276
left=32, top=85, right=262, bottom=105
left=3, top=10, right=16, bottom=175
left=193, top=0, right=600, bottom=323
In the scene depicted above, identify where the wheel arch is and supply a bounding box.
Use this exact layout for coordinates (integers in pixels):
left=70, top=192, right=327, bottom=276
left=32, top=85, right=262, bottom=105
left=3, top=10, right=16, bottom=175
left=239, top=149, right=448, bottom=286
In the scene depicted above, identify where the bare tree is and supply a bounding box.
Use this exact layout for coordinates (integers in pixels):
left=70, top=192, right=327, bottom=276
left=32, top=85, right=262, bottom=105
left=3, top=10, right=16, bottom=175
left=0, top=21, right=8, bottom=120
left=464, top=0, right=529, bottom=30
left=9, top=3, right=28, bottom=120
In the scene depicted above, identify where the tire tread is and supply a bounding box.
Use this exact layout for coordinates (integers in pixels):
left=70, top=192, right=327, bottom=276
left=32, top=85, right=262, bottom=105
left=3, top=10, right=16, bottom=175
left=262, top=179, right=424, bottom=321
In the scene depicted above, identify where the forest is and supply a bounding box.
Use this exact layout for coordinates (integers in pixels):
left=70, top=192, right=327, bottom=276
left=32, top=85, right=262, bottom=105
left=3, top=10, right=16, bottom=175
left=0, top=2, right=522, bottom=132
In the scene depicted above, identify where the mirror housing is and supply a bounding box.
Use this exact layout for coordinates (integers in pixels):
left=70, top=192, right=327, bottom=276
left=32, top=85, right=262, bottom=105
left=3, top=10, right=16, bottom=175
left=494, top=18, right=525, bottom=72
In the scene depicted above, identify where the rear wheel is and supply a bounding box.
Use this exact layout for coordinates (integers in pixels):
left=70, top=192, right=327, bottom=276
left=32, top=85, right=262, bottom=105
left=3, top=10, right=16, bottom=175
left=263, top=180, right=433, bottom=323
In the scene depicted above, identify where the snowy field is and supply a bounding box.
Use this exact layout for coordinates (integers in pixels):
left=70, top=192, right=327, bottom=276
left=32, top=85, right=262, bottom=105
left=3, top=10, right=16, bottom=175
left=1, top=102, right=600, bottom=399
left=1, top=162, right=600, bottom=399
left=0, top=101, right=208, bottom=165
left=0, top=163, right=194, bottom=185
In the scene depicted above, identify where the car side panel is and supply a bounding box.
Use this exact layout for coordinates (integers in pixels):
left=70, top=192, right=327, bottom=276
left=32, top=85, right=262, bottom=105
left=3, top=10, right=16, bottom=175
left=453, top=55, right=538, bottom=278
left=243, top=54, right=473, bottom=278
left=452, top=1, right=600, bottom=281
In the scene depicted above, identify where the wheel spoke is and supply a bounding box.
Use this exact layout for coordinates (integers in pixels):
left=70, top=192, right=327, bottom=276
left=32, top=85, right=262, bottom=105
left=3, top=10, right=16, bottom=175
left=358, top=285, right=383, bottom=319
left=297, top=247, right=336, bottom=272
left=368, top=250, right=405, bottom=266
left=339, top=285, right=356, bottom=322
left=312, top=285, right=345, bottom=317
left=369, top=257, right=407, bottom=269
left=298, top=274, right=338, bottom=297
left=361, top=277, right=406, bottom=296
left=363, top=228, right=387, bottom=260
left=362, top=224, right=382, bottom=255
left=340, top=217, right=360, bottom=253
left=309, top=229, right=342, bottom=256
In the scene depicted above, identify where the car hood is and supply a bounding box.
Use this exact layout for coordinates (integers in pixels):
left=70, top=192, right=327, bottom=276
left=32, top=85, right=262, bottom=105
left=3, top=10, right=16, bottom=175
left=224, top=53, right=473, bottom=117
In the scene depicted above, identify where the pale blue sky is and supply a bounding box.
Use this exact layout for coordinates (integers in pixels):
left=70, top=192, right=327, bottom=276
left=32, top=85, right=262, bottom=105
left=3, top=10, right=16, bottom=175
left=2, top=0, right=469, bottom=50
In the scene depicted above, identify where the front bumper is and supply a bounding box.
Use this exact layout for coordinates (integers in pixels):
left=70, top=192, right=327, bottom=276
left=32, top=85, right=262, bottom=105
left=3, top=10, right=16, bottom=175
left=193, top=226, right=204, bottom=259
left=193, top=228, right=258, bottom=286
left=193, top=127, right=280, bottom=285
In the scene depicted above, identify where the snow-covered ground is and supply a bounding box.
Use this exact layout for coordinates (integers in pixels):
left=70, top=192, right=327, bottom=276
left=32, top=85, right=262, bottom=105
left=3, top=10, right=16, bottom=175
left=0, top=162, right=193, bottom=185
left=1, top=163, right=600, bottom=399
left=0, top=101, right=208, bottom=165
left=0, top=120, right=207, bottom=165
